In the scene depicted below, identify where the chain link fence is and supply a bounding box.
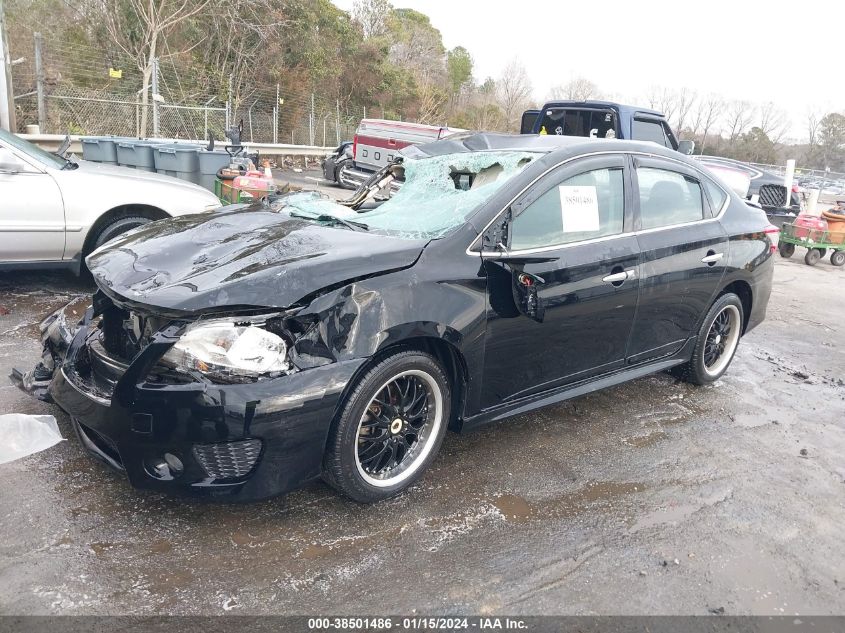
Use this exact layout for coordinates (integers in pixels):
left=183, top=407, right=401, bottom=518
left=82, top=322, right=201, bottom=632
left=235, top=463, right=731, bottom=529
left=8, top=34, right=377, bottom=146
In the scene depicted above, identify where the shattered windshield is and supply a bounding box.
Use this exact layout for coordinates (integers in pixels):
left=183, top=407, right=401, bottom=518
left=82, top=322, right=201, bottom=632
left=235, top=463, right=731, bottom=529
left=276, top=151, right=539, bottom=240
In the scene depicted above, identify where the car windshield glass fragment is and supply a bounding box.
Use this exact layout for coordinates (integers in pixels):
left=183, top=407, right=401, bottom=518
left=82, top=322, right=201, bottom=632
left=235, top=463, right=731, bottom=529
left=0, top=127, right=66, bottom=169
left=275, top=151, right=539, bottom=240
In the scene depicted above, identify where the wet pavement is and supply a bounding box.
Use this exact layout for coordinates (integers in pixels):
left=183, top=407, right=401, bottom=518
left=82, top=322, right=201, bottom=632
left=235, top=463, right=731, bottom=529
left=1, top=254, right=844, bottom=615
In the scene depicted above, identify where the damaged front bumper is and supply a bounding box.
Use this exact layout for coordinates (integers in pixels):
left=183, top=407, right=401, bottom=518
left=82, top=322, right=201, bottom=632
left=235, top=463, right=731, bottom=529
left=12, top=299, right=365, bottom=501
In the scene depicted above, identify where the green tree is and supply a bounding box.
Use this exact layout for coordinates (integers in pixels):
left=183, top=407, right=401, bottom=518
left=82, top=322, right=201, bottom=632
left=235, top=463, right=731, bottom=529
left=817, top=112, right=845, bottom=172
left=446, top=46, right=472, bottom=96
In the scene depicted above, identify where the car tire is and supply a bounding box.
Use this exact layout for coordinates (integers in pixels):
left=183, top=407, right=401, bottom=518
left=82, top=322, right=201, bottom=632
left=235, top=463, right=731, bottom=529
left=673, top=292, right=744, bottom=386
left=336, top=162, right=356, bottom=190
left=831, top=250, right=845, bottom=267
left=91, top=215, right=154, bottom=251
left=778, top=242, right=795, bottom=258
left=804, top=248, right=822, bottom=266
left=323, top=350, right=451, bottom=503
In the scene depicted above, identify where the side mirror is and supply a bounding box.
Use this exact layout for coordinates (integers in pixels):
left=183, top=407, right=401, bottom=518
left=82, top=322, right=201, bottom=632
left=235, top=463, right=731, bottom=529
left=678, top=140, right=695, bottom=155
left=0, top=148, right=26, bottom=174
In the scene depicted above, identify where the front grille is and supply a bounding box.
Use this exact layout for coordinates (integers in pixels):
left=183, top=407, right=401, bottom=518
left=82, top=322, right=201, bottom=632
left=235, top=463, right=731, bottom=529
left=192, top=439, right=263, bottom=480
left=759, top=184, right=788, bottom=208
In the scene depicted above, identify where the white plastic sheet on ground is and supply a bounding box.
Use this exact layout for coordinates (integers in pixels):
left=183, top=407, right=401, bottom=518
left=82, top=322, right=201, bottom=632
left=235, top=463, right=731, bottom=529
left=0, top=414, right=64, bottom=464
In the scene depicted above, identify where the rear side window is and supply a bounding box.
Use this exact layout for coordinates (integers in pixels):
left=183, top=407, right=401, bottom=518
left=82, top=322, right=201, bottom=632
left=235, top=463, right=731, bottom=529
left=510, top=167, right=625, bottom=249
left=703, top=179, right=728, bottom=215
left=633, top=118, right=671, bottom=148
left=637, top=167, right=704, bottom=229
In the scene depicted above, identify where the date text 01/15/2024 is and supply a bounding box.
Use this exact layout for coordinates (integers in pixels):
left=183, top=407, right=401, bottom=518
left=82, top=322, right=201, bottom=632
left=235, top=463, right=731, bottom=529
left=307, top=617, right=528, bottom=630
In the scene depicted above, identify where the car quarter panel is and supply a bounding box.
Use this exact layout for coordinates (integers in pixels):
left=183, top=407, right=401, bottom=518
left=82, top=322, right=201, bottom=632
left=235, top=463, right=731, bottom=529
left=717, top=200, right=775, bottom=333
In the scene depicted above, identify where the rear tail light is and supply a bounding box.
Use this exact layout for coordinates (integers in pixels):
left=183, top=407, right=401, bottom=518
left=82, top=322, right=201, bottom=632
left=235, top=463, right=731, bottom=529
left=792, top=184, right=800, bottom=193
left=352, top=135, right=358, bottom=159
left=764, top=224, right=780, bottom=252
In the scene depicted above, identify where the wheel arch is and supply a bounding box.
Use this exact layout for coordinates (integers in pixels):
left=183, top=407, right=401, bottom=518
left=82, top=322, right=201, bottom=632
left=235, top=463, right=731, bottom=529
left=328, top=335, right=470, bottom=445
left=719, top=279, right=753, bottom=334
left=82, top=204, right=169, bottom=261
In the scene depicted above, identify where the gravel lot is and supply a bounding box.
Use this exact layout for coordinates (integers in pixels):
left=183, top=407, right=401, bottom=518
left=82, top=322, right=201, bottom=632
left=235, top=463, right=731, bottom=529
left=0, top=198, right=843, bottom=615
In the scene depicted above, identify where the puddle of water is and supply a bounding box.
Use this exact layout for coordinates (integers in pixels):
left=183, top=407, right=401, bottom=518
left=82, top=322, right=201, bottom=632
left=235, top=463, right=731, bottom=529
left=623, top=430, right=669, bottom=448
left=493, top=494, right=531, bottom=522
left=89, top=542, right=116, bottom=556
left=149, top=539, right=173, bottom=554
left=493, top=482, right=647, bottom=523
left=300, top=543, right=332, bottom=559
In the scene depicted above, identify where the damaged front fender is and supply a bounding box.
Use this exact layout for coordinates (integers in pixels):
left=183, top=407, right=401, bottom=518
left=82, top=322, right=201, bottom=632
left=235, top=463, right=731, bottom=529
left=10, top=298, right=90, bottom=401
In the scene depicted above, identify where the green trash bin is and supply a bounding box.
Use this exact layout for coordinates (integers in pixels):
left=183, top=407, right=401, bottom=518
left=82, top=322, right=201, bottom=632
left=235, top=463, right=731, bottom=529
left=154, top=143, right=201, bottom=184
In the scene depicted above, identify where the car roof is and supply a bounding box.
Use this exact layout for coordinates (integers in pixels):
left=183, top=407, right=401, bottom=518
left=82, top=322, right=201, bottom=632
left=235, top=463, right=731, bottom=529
left=540, top=100, right=666, bottom=118
left=403, top=132, right=686, bottom=164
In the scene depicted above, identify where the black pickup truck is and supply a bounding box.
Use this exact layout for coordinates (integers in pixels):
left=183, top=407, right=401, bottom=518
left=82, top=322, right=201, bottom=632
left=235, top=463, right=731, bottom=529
left=521, top=100, right=694, bottom=155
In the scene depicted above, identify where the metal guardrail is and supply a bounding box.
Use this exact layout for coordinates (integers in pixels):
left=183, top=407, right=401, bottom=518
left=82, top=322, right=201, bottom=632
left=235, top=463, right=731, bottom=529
left=18, top=134, right=335, bottom=158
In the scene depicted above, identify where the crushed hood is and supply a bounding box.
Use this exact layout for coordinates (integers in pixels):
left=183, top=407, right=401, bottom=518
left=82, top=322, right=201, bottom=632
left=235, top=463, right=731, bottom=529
left=86, top=206, right=428, bottom=313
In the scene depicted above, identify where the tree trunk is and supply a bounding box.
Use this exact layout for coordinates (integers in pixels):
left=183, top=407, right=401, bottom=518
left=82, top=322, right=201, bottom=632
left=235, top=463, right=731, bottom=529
left=138, top=33, right=157, bottom=138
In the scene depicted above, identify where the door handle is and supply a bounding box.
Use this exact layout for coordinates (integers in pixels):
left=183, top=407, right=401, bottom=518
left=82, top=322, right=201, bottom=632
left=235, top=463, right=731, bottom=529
left=701, top=251, right=724, bottom=265
left=602, top=271, right=629, bottom=284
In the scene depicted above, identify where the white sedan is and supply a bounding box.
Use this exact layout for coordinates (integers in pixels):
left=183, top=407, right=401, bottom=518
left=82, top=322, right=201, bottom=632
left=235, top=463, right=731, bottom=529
left=0, top=129, right=221, bottom=274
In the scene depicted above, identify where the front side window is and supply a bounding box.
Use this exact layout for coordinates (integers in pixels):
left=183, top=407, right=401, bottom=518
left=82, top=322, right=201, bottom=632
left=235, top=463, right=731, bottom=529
left=637, top=167, right=704, bottom=229
left=509, top=167, right=625, bottom=250
left=633, top=118, right=671, bottom=148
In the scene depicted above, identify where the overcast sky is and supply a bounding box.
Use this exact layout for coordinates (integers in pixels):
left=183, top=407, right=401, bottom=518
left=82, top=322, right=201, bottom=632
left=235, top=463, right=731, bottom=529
left=332, top=0, right=843, bottom=141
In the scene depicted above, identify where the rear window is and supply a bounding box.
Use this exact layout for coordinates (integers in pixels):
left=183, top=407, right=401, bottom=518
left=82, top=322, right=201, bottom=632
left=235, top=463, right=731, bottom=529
left=538, top=109, right=617, bottom=139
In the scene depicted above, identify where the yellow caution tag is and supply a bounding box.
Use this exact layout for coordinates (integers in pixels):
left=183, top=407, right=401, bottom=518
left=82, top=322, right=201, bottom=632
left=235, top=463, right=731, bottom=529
left=109, top=68, right=122, bottom=79
left=539, top=126, right=547, bottom=135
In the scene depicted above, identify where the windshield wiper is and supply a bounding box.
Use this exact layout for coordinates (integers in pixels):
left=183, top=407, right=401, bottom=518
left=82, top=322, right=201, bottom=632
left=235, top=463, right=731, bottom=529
left=290, top=212, right=369, bottom=231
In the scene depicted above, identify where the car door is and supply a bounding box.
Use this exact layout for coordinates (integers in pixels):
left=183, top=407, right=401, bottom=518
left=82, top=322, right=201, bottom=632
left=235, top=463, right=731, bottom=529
left=626, top=156, right=729, bottom=365
left=480, top=154, right=640, bottom=407
left=0, top=143, right=65, bottom=262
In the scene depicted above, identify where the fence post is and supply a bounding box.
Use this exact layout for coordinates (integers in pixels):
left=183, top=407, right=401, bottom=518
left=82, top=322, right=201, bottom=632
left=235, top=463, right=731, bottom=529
left=226, top=74, right=233, bottom=132
left=0, top=0, right=14, bottom=131
left=34, top=32, right=45, bottom=132
left=274, top=83, right=279, bottom=144
left=363, top=106, right=366, bottom=120
left=309, top=93, right=315, bottom=146
left=151, top=57, right=160, bottom=137
left=335, top=99, right=340, bottom=145
left=783, top=159, right=795, bottom=207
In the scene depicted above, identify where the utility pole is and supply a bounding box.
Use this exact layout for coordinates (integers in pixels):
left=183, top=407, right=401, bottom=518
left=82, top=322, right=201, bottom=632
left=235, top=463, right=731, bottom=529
left=34, top=32, right=45, bottom=132
left=0, top=0, right=15, bottom=131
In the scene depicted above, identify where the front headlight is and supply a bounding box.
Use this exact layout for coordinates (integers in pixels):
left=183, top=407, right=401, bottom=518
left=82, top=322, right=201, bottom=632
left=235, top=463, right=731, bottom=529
left=160, top=317, right=291, bottom=381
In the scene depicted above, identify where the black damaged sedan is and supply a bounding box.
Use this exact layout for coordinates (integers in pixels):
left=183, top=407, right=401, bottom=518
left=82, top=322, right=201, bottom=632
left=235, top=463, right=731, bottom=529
left=19, top=134, right=774, bottom=502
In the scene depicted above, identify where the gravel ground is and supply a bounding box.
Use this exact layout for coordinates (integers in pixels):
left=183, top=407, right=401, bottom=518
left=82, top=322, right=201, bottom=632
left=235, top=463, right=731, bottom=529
left=0, top=224, right=843, bottom=615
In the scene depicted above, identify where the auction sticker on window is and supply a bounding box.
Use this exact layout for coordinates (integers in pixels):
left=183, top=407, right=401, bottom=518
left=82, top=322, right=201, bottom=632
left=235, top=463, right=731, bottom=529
left=559, top=185, right=600, bottom=233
